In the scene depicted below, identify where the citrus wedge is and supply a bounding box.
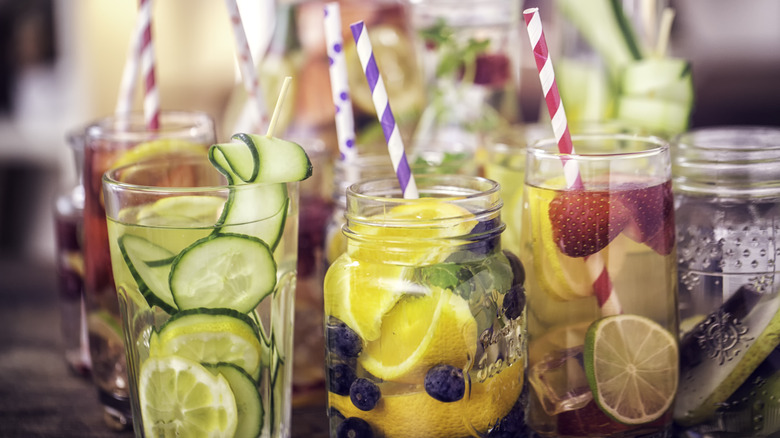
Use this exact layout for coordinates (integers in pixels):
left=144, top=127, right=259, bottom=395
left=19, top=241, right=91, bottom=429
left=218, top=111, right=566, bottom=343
left=359, top=287, right=477, bottom=383
left=139, top=355, right=237, bottom=438
left=113, top=138, right=208, bottom=169
left=584, top=314, right=679, bottom=425
left=329, top=363, right=523, bottom=438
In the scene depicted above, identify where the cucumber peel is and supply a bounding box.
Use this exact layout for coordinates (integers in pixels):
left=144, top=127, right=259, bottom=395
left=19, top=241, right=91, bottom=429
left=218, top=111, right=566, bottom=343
left=210, top=133, right=312, bottom=184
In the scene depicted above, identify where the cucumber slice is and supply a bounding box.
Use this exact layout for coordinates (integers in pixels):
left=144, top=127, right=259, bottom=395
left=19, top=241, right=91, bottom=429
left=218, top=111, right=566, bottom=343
left=556, top=0, right=642, bottom=77
left=170, top=233, right=277, bottom=313
left=616, top=96, right=691, bottom=136
left=621, top=58, right=693, bottom=103
left=217, top=183, right=289, bottom=251
left=155, top=308, right=264, bottom=380
left=209, top=133, right=312, bottom=184
left=207, top=363, right=264, bottom=438
left=118, top=234, right=177, bottom=313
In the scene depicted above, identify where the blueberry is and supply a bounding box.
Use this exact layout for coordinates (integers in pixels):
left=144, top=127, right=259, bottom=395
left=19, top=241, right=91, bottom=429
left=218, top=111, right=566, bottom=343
left=336, top=417, right=374, bottom=438
left=470, top=218, right=500, bottom=255
left=424, top=364, right=466, bottom=402
left=328, top=363, right=356, bottom=396
left=349, top=378, right=381, bottom=411
left=487, top=396, right=527, bottom=437
left=327, top=322, right=363, bottom=359
left=503, top=250, right=525, bottom=287
left=502, top=284, right=526, bottom=320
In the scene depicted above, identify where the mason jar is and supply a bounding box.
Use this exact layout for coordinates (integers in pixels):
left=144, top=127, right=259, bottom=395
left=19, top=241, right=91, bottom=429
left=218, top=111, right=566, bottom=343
left=672, top=127, right=780, bottom=436
left=323, top=174, right=526, bottom=438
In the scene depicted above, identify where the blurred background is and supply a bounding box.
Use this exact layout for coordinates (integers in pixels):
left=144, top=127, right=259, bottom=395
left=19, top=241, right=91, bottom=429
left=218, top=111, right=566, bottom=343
left=0, top=0, right=778, bottom=269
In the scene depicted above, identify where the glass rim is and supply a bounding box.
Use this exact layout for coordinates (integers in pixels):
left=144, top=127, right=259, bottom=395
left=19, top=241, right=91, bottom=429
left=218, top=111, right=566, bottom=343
left=528, top=133, right=670, bottom=161
left=101, top=155, right=289, bottom=193
left=85, top=110, right=214, bottom=144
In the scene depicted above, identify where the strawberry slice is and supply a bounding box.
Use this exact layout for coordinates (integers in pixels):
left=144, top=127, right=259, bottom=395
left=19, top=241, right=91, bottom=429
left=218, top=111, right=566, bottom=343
left=617, top=181, right=673, bottom=246
left=548, top=190, right=630, bottom=258
left=645, top=207, right=676, bottom=255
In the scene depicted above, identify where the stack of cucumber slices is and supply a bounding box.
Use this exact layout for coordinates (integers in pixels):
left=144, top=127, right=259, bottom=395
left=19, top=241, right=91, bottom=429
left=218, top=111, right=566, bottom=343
left=119, top=133, right=311, bottom=438
left=556, top=0, right=694, bottom=136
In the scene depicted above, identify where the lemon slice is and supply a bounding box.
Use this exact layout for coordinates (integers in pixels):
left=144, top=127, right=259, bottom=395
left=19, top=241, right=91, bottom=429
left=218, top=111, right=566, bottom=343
left=324, top=254, right=409, bottom=342
left=113, top=138, right=208, bottom=169
left=329, top=362, right=523, bottom=438
left=359, top=287, right=477, bottom=383
left=584, top=314, right=679, bottom=425
left=349, top=200, right=477, bottom=265
left=139, top=355, right=238, bottom=438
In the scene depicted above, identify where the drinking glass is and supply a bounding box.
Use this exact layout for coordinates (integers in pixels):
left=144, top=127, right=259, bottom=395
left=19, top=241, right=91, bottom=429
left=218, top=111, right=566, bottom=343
left=522, top=133, right=679, bottom=437
left=673, top=127, right=780, bottom=436
left=323, top=174, right=526, bottom=437
left=82, top=111, right=215, bottom=429
left=103, top=155, right=298, bottom=437
left=53, top=129, right=91, bottom=377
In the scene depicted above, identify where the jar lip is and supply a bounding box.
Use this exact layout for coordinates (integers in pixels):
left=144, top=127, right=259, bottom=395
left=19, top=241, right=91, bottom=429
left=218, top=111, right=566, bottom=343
left=529, top=133, right=669, bottom=160
left=674, top=126, right=780, bottom=151
left=347, top=174, right=500, bottom=203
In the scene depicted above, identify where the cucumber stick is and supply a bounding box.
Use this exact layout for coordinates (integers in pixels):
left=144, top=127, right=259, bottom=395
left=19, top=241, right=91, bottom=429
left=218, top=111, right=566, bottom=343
left=556, top=0, right=642, bottom=77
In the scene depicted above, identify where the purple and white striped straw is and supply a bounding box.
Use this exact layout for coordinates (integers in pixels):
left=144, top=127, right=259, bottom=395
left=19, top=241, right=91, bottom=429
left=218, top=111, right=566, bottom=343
left=350, top=20, right=418, bottom=199
left=324, top=3, right=357, bottom=164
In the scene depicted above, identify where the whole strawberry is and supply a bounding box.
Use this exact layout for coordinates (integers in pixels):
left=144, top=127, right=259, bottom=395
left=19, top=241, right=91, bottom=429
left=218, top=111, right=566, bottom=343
left=548, top=190, right=630, bottom=258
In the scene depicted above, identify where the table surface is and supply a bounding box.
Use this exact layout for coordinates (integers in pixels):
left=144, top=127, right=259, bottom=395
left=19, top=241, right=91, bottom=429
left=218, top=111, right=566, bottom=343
left=0, top=256, right=329, bottom=438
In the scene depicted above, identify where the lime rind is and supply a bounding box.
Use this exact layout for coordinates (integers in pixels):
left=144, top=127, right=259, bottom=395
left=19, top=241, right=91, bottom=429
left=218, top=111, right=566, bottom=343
left=584, top=314, right=679, bottom=425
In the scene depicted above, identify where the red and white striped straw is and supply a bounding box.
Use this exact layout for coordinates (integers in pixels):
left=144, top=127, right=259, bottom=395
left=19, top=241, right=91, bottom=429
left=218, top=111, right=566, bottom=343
left=523, top=8, right=621, bottom=316
left=139, top=0, right=159, bottom=131
left=115, top=5, right=145, bottom=118
left=225, top=0, right=269, bottom=133
left=350, top=20, right=418, bottom=199
left=324, top=2, right=357, bottom=164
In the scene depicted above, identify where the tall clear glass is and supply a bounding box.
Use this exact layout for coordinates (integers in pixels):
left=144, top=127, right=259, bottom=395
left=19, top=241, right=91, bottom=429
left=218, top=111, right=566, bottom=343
left=83, top=111, right=215, bottom=429
left=522, top=134, right=679, bottom=437
left=103, top=155, right=298, bottom=438
left=672, top=127, right=780, bottom=437
left=323, top=174, right=526, bottom=438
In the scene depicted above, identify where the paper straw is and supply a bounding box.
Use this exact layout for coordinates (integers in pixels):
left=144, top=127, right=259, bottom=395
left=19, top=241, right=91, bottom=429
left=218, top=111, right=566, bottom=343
left=225, top=0, right=269, bottom=133
left=324, top=2, right=357, bottom=163
left=139, top=0, right=159, bottom=131
left=523, top=8, right=621, bottom=315
left=115, top=5, right=146, bottom=118
left=350, top=20, right=418, bottom=199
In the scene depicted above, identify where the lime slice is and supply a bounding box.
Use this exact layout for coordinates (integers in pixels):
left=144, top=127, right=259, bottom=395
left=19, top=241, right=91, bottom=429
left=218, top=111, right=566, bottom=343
left=584, top=314, right=679, bottom=425
left=136, top=195, right=226, bottom=227
left=359, top=287, right=477, bottom=383
left=139, top=355, right=237, bottom=437
left=113, top=138, right=207, bottom=169
left=152, top=309, right=265, bottom=380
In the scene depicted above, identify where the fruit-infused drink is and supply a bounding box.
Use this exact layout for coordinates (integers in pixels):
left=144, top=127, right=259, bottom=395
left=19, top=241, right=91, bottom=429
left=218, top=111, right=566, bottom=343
left=672, top=127, right=780, bottom=436
left=324, top=175, right=526, bottom=438
left=103, top=134, right=312, bottom=437
left=83, top=111, right=215, bottom=428
left=522, top=134, right=679, bottom=437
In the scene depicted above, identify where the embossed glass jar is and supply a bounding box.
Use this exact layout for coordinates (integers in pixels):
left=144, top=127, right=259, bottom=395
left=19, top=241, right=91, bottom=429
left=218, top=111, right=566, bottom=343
left=672, top=127, right=780, bottom=436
